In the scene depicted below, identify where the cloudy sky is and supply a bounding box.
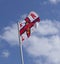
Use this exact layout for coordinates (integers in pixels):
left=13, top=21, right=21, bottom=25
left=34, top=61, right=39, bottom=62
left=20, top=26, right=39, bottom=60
left=0, top=0, right=60, bottom=64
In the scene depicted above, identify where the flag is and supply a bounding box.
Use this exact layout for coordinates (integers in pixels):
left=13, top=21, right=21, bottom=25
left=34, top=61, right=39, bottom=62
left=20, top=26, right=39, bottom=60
left=18, top=11, right=40, bottom=42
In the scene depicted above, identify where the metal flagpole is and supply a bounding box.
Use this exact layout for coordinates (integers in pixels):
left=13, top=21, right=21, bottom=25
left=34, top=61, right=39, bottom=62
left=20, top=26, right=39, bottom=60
left=17, top=22, right=24, bottom=64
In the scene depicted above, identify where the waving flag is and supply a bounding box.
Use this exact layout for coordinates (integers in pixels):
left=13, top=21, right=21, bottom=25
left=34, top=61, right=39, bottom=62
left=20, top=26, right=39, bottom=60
left=18, top=11, right=40, bottom=42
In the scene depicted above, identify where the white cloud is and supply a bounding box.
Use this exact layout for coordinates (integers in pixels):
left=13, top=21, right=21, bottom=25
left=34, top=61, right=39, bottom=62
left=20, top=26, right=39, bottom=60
left=0, top=19, right=60, bottom=64
left=0, top=24, right=19, bottom=45
left=1, top=50, right=10, bottom=58
left=49, top=0, right=60, bottom=4
left=36, top=19, right=59, bottom=35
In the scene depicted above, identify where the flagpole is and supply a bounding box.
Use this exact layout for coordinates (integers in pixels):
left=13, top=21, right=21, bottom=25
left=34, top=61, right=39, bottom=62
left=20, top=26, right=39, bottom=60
left=17, top=22, right=24, bottom=64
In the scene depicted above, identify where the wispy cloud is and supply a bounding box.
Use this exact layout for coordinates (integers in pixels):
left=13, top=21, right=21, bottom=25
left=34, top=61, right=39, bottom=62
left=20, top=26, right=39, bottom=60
left=0, top=23, right=19, bottom=45
left=1, top=50, right=10, bottom=58
left=37, top=19, right=59, bottom=35
left=0, top=19, right=60, bottom=64
left=49, top=0, right=60, bottom=4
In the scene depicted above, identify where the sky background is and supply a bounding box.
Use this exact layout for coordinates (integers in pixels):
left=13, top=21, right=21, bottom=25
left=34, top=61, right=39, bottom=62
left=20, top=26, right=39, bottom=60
left=0, top=0, right=60, bottom=64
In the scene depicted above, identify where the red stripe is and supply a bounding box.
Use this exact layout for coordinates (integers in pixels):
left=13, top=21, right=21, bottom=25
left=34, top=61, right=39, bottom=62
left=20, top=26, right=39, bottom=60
left=25, top=17, right=31, bottom=23
left=20, top=17, right=40, bottom=36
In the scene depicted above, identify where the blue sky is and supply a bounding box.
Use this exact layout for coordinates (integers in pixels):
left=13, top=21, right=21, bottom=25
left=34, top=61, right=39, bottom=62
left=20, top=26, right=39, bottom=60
left=0, top=0, right=60, bottom=64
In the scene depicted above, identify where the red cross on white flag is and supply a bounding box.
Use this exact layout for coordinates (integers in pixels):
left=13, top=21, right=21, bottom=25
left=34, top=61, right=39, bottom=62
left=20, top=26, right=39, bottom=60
left=18, top=11, right=40, bottom=42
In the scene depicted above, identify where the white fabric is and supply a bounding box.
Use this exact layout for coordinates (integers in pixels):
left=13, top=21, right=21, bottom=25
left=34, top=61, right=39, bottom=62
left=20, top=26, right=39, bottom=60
left=28, top=11, right=39, bottom=22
